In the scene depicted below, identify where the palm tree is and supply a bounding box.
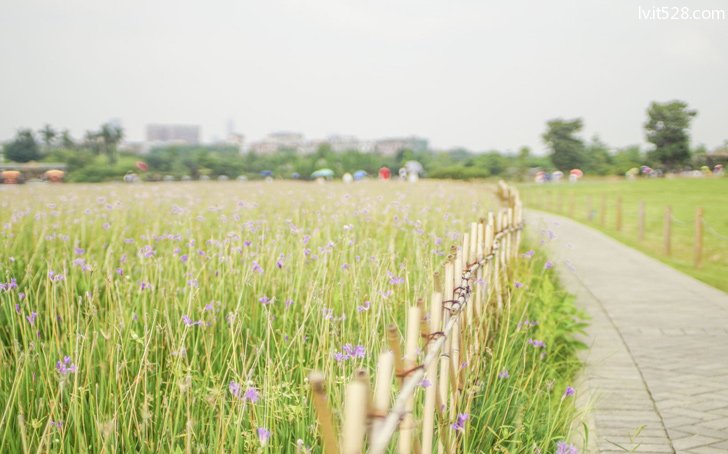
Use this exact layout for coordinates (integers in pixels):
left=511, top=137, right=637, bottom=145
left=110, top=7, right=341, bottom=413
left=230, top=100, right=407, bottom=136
left=39, top=124, right=56, bottom=153
left=99, top=123, right=124, bottom=165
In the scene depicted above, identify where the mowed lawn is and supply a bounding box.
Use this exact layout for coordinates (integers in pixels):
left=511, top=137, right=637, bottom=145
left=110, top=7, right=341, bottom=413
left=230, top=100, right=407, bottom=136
left=519, top=177, right=728, bottom=292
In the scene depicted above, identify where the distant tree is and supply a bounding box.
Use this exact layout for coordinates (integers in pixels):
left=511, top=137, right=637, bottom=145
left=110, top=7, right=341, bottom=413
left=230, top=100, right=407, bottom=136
left=4, top=129, right=41, bottom=162
left=39, top=124, right=57, bottom=151
left=99, top=123, right=124, bottom=165
left=85, top=130, right=102, bottom=155
left=644, top=100, right=697, bottom=170
left=583, top=135, right=613, bottom=175
left=542, top=119, right=586, bottom=171
left=611, top=146, right=644, bottom=175
left=60, top=129, right=76, bottom=149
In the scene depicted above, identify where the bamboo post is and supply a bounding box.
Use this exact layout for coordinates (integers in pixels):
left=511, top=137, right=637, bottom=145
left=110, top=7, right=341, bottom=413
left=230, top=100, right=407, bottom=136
left=342, top=370, right=370, bottom=454
left=568, top=192, right=575, bottom=218
left=373, top=351, right=394, bottom=433
left=469, top=222, right=478, bottom=264
left=308, top=372, right=340, bottom=454
left=398, top=306, right=422, bottom=454
left=600, top=194, right=606, bottom=226
left=615, top=196, right=622, bottom=232
left=422, top=293, right=442, bottom=454
left=664, top=206, right=672, bottom=256
left=638, top=201, right=645, bottom=241
left=694, top=207, right=704, bottom=269
left=586, top=195, right=592, bottom=222
left=438, top=262, right=454, bottom=419
left=450, top=321, right=460, bottom=403
left=387, top=325, right=404, bottom=385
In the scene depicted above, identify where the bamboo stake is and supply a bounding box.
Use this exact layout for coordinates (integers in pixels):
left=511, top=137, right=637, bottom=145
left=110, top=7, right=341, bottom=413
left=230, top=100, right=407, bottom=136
left=398, top=306, right=422, bottom=454
left=664, top=206, right=672, bottom=256
left=615, top=196, right=623, bottom=232
left=373, top=351, right=394, bottom=433
left=387, top=325, right=404, bottom=385
left=422, top=292, right=442, bottom=454
left=342, top=370, right=370, bottom=454
left=638, top=201, right=645, bottom=241
left=694, top=207, right=704, bottom=269
left=308, top=372, right=340, bottom=454
left=568, top=192, right=575, bottom=218
left=438, top=261, right=454, bottom=416
left=469, top=222, right=478, bottom=264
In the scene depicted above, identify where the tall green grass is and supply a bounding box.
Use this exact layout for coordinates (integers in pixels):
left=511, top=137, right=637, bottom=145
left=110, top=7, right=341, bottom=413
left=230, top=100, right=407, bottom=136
left=0, top=181, right=585, bottom=452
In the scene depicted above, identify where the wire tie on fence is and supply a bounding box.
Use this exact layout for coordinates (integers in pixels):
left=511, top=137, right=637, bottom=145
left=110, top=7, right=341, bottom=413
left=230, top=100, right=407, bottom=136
left=421, top=331, right=446, bottom=343
left=395, top=365, right=424, bottom=379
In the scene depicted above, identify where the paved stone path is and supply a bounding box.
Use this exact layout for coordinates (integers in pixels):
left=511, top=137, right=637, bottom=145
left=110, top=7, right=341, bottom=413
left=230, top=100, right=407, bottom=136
left=527, top=210, right=728, bottom=454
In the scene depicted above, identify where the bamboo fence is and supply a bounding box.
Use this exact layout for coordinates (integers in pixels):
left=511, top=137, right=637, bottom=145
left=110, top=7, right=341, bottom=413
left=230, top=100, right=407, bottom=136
left=308, top=181, right=523, bottom=453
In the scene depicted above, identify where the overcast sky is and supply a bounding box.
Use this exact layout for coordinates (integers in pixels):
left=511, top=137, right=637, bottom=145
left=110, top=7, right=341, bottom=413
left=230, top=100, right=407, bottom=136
left=1, top=0, right=726, bottom=152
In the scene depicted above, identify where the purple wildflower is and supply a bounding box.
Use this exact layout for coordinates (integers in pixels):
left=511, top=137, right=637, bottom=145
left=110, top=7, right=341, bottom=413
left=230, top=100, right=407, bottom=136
left=285, top=299, right=294, bottom=309
left=252, top=261, right=263, bottom=274
left=229, top=381, right=241, bottom=398
left=451, top=413, right=469, bottom=431
left=515, top=281, right=523, bottom=288
left=259, top=296, right=271, bottom=305
left=56, top=356, right=77, bottom=375
left=257, top=427, right=271, bottom=445
left=26, top=311, right=38, bottom=325
left=420, top=378, right=432, bottom=388
left=19, top=291, right=25, bottom=300
left=556, top=441, right=579, bottom=454
left=244, top=387, right=260, bottom=403
left=563, top=386, right=575, bottom=398
left=74, top=247, right=85, bottom=255
left=180, top=254, right=189, bottom=263
left=544, top=260, right=553, bottom=270
left=498, top=369, right=510, bottom=379
left=357, top=300, right=371, bottom=312
left=528, top=339, right=546, bottom=348
left=140, top=282, right=151, bottom=291
left=182, top=315, right=203, bottom=327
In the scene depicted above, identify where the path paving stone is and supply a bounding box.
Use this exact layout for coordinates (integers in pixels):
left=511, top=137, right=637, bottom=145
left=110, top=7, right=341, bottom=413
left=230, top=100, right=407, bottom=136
left=527, top=211, right=728, bottom=454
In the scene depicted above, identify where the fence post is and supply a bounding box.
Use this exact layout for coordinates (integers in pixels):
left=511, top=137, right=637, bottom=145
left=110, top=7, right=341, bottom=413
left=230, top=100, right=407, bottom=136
left=586, top=195, right=592, bottom=221
left=308, top=372, right=339, bottom=454
left=638, top=201, right=645, bottom=241
left=422, top=293, right=442, bottom=454
left=398, top=306, right=422, bottom=453
left=664, top=206, right=672, bottom=256
left=694, top=207, right=704, bottom=269
left=342, top=370, right=370, bottom=454
left=568, top=192, right=575, bottom=218
left=615, top=197, right=622, bottom=232
left=373, top=351, right=394, bottom=434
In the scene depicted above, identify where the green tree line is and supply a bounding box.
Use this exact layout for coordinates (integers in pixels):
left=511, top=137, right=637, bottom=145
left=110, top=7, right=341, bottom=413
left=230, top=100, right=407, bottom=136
left=1, top=100, right=725, bottom=182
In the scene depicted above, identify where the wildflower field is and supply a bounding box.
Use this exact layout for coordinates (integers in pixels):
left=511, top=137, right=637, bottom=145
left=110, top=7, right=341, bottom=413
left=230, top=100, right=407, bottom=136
left=519, top=177, right=728, bottom=292
left=0, top=181, right=585, bottom=453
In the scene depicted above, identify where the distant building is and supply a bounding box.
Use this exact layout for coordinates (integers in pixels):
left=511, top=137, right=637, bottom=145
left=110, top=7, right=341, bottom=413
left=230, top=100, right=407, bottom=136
left=146, top=124, right=200, bottom=145
left=248, top=132, right=304, bottom=154
left=375, top=136, right=429, bottom=156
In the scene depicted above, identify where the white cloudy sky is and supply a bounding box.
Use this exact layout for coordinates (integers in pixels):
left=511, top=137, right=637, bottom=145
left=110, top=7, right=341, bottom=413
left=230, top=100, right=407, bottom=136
left=1, top=0, right=726, bottom=152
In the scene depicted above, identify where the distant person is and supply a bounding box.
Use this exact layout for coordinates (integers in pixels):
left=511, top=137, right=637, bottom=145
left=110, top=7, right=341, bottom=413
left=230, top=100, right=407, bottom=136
left=398, top=167, right=407, bottom=180
left=378, top=166, right=391, bottom=181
